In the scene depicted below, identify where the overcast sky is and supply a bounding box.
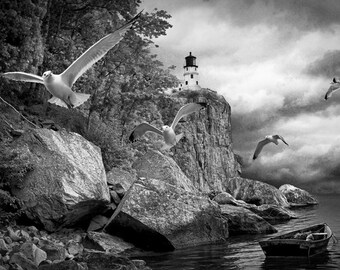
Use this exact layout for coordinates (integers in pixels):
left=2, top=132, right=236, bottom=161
left=139, top=0, right=340, bottom=193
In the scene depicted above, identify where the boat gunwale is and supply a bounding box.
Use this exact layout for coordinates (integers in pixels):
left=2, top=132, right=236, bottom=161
left=259, top=223, right=333, bottom=257
left=259, top=223, right=332, bottom=244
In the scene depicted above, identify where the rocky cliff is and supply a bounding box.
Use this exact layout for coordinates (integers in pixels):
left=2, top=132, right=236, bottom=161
left=121, top=89, right=241, bottom=193
left=171, top=89, right=241, bottom=192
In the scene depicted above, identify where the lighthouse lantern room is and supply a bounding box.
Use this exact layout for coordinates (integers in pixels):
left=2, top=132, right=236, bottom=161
left=181, top=52, right=201, bottom=91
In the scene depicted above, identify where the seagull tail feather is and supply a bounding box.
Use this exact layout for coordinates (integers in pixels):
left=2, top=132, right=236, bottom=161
left=72, top=93, right=91, bottom=108
left=176, top=133, right=184, bottom=143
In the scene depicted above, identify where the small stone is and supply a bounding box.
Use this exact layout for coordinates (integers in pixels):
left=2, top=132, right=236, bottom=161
left=0, top=239, right=9, bottom=256
left=4, top=236, right=13, bottom=245
left=34, top=247, right=47, bottom=266
left=2, top=254, right=10, bottom=263
left=20, top=230, right=31, bottom=242
left=27, top=227, right=39, bottom=238
left=111, top=183, right=125, bottom=198
left=40, top=241, right=66, bottom=261
left=108, top=203, right=117, bottom=211
left=20, top=242, right=36, bottom=261
left=7, top=227, right=21, bottom=242
left=109, top=190, right=121, bottom=205
left=67, top=241, right=83, bottom=256
left=0, top=265, right=6, bottom=270
left=20, top=242, right=47, bottom=266
left=73, top=234, right=82, bottom=243
left=10, top=252, right=37, bottom=270
left=32, top=237, right=40, bottom=245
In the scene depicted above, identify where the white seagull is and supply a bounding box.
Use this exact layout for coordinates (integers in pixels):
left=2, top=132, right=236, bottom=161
left=253, top=135, right=289, bottom=160
left=324, top=77, right=340, bottom=100
left=129, top=102, right=207, bottom=150
left=0, top=12, right=141, bottom=108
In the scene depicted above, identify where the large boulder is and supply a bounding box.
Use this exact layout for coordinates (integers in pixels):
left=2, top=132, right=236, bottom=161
left=279, top=184, right=318, bottom=206
left=220, top=205, right=277, bottom=235
left=213, top=192, right=296, bottom=224
left=132, top=150, right=196, bottom=193
left=9, top=128, right=110, bottom=231
left=105, top=178, right=228, bottom=250
left=224, top=177, right=289, bottom=207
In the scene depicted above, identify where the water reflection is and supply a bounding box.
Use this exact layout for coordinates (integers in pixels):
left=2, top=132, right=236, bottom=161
left=260, top=253, right=336, bottom=270
left=137, top=195, right=340, bottom=270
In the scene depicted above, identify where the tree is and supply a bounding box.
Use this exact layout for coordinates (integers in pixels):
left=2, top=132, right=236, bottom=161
left=0, top=0, right=47, bottom=102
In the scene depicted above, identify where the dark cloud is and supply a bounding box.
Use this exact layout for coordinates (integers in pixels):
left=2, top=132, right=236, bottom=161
left=238, top=142, right=340, bottom=193
left=204, top=0, right=340, bottom=32
left=305, top=50, right=340, bottom=78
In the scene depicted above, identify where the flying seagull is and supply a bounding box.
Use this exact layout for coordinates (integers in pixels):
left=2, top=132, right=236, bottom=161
left=129, top=102, right=207, bottom=150
left=332, top=77, right=340, bottom=83
left=0, top=12, right=141, bottom=108
left=324, top=77, right=340, bottom=100
left=253, top=135, right=289, bottom=160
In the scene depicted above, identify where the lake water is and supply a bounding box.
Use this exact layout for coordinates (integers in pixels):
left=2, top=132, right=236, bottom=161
left=138, top=194, right=340, bottom=270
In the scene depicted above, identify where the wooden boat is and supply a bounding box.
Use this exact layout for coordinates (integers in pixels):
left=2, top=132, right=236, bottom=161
left=259, top=223, right=333, bottom=257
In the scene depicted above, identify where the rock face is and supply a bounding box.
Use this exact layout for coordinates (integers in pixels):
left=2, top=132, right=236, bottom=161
left=224, top=177, right=289, bottom=207
left=106, top=178, right=228, bottom=250
left=106, top=167, right=137, bottom=191
left=279, top=184, right=318, bottom=206
left=132, top=150, right=196, bottom=192
left=172, top=90, right=241, bottom=193
left=9, top=129, right=110, bottom=231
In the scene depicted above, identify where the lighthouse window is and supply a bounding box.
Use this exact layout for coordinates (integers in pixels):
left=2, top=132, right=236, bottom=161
left=196, top=81, right=198, bottom=85
left=186, top=68, right=188, bottom=71
left=190, top=74, right=193, bottom=79
left=185, top=81, right=188, bottom=85
left=195, top=68, right=197, bottom=71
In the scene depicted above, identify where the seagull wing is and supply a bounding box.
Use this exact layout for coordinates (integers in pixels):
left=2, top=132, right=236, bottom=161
left=129, top=122, right=163, bottom=142
left=61, top=12, right=141, bottom=87
left=170, top=102, right=207, bottom=129
left=325, top=83, right=340, bottom=100
left=253, top=139, right=271, bottom=160
left=274, top=135, right=289, bottom=146
left=1, top=72, right=44, bottom=84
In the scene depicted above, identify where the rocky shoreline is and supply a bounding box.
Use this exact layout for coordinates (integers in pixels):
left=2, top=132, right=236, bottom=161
left=0, top=90, right=319, bottom=270
left=0, top=224, right=152, bottom=270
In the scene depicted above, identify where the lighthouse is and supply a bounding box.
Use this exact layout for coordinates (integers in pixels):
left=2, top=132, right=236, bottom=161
left=180, top=52, right=201, bottom=91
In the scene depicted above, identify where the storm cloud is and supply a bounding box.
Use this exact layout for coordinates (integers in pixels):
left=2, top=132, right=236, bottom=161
left=306, top=50, right=340, bottom=78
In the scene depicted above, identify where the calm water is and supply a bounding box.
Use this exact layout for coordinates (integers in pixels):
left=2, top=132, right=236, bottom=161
left=138, top=194, right=340, bottom=270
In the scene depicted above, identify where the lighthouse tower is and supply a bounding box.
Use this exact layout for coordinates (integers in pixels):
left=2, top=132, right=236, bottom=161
left=181, top=52, right=201, bottom=91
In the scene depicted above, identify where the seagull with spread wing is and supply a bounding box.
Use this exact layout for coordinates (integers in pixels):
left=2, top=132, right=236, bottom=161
left=129, top=102, right=207, bottom=150
left=324, top=77, right=340, bottom=100
left=253, top=135, right=289, bottom=160
left=0, top=12, right=141, bottom=108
